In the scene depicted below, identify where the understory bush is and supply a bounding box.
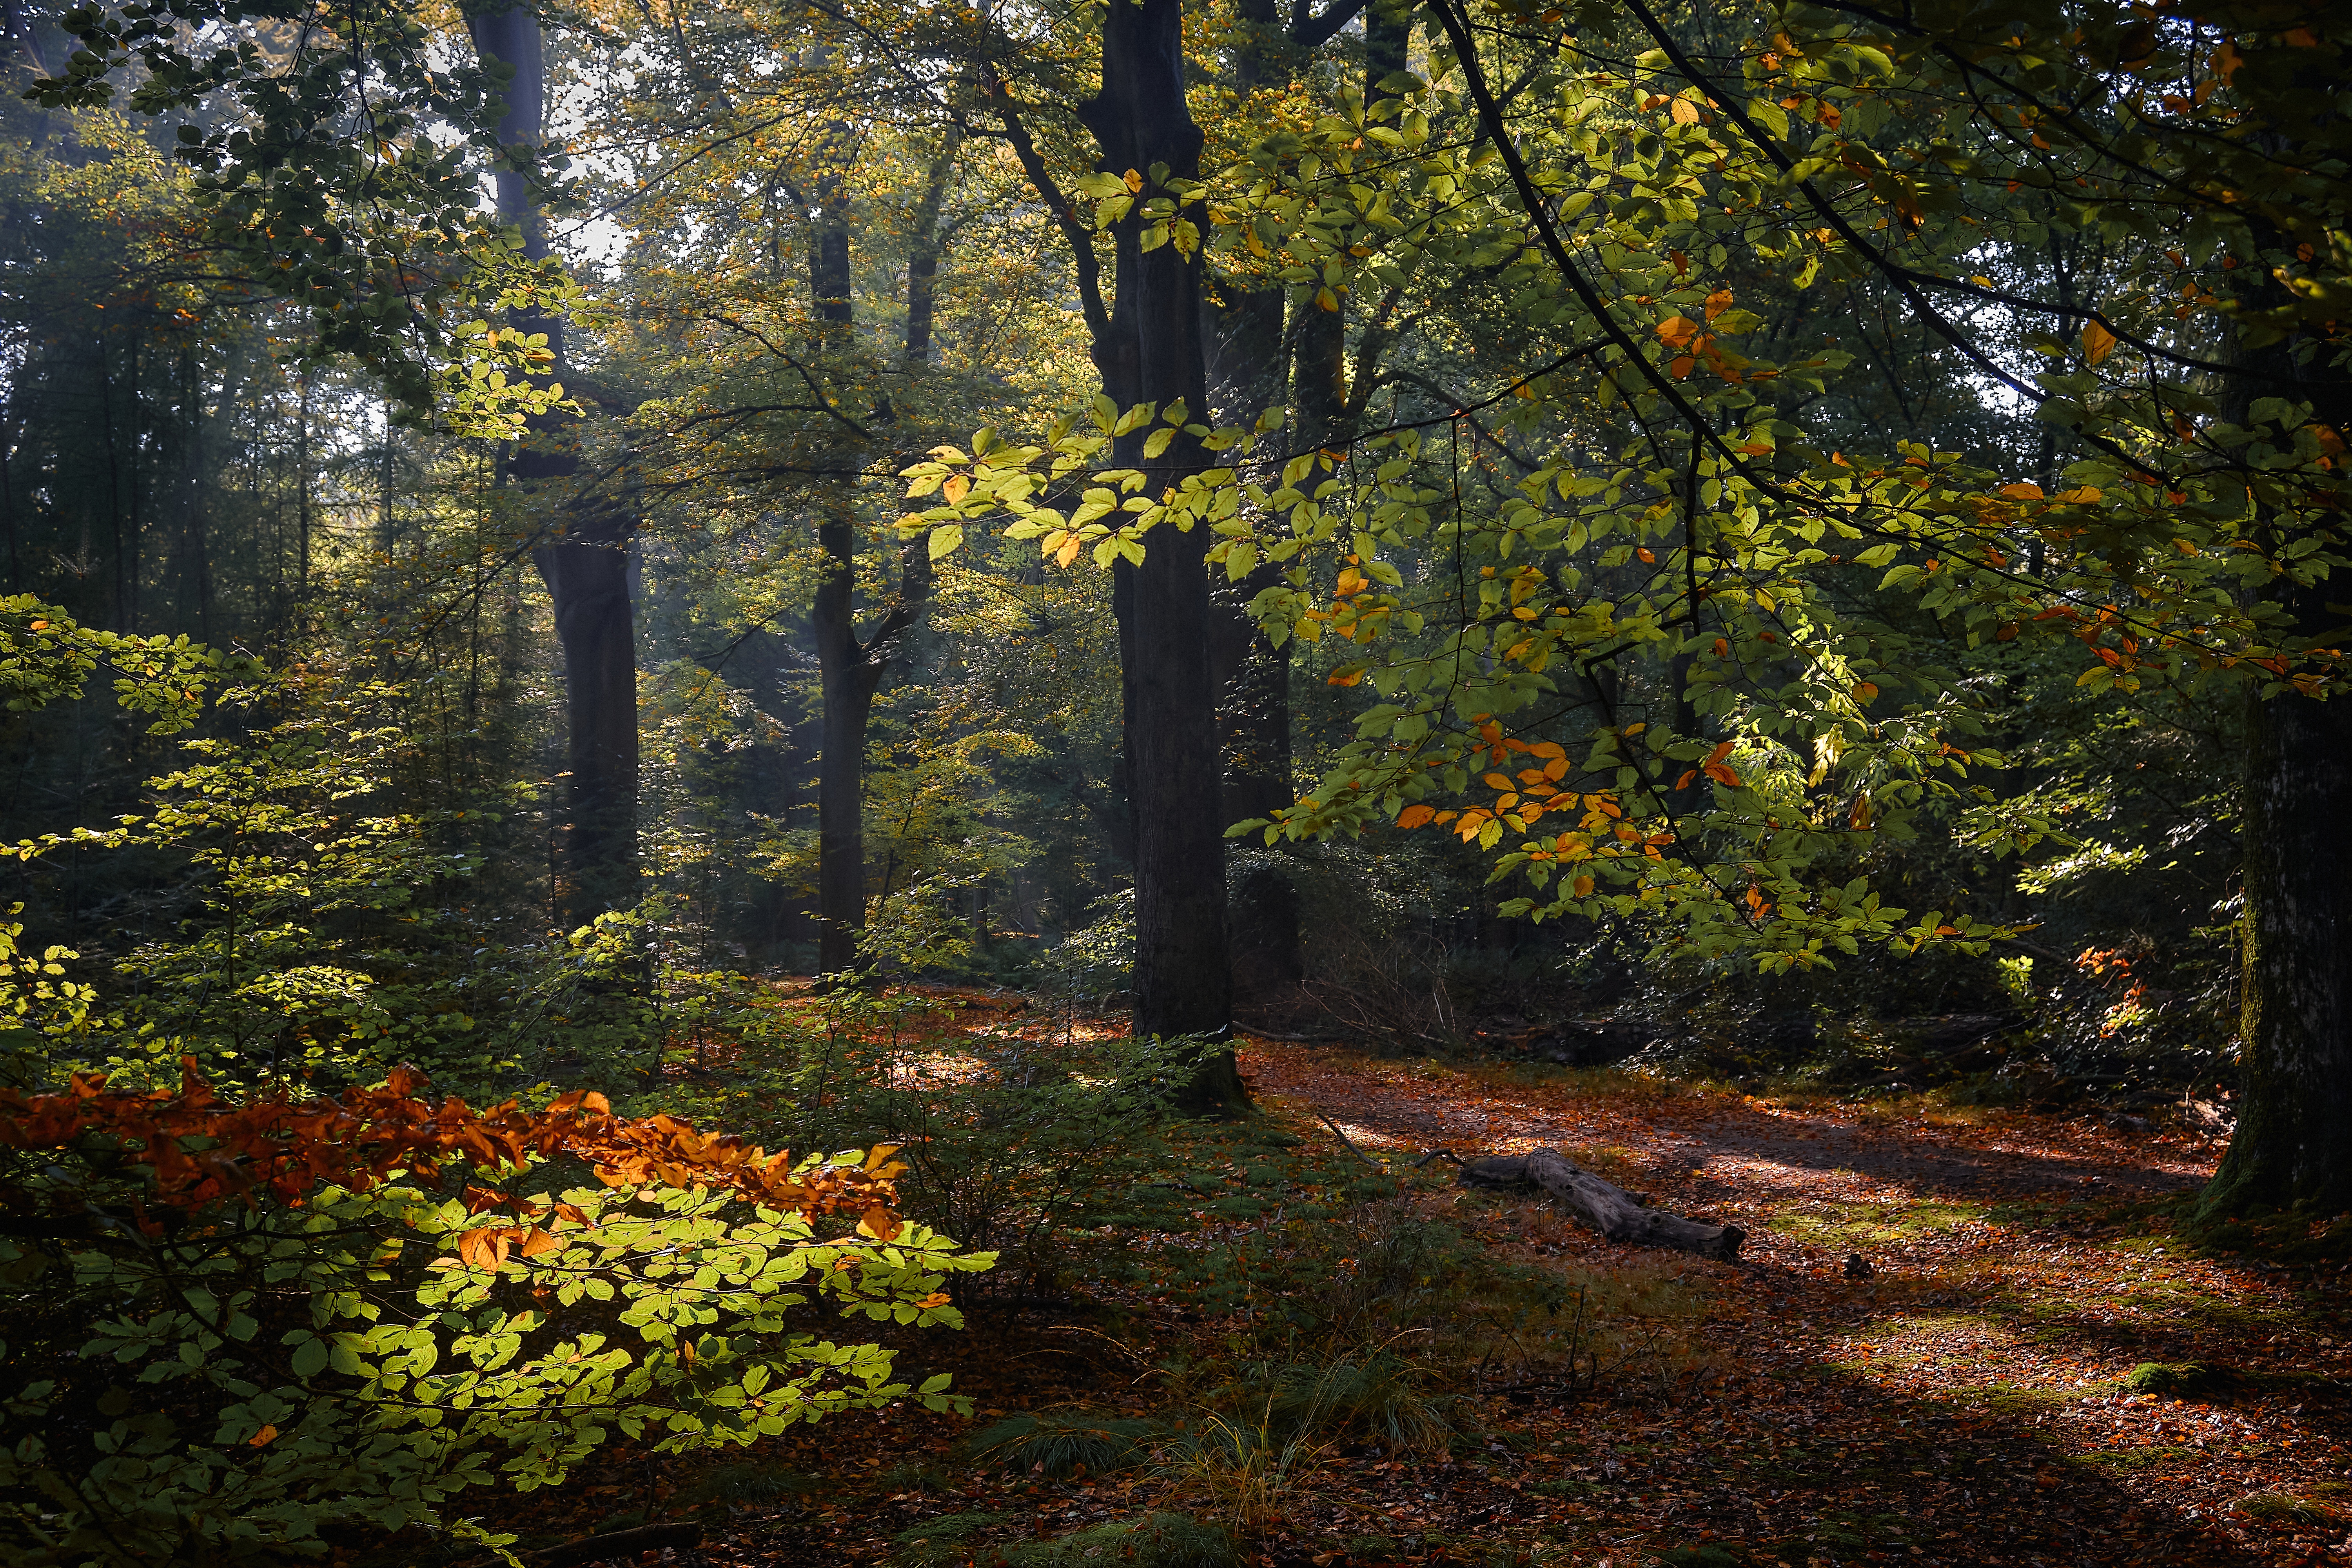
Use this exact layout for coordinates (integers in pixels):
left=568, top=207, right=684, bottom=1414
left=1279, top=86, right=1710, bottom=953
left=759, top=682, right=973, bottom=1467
left=0, top=1067, right=989, bottom=1566
left=775, top=989, right=1218, bottom=1293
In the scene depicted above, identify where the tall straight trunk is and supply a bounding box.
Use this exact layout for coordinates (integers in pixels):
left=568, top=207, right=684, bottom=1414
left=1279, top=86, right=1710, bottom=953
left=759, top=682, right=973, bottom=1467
left=1, top=388, right=19, bottom=592
left=1079, top=0, right=1242, bottom=1107
left=2203, top=309, right=2352, bottom=1217
left=807, top=116, right=944, bottom=975
left=1203, top=0, right=1299, bottom=1004
left=903, top=129, right=962, bottom=368
left=100, top=338, right=126, bottom=629
left=471, top=5, right=640, bottom=920
left=296, top=370, right=312, bottom=591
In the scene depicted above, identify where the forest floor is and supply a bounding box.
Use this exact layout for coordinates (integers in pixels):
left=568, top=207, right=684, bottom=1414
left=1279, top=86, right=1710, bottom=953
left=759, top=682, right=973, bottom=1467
left=462, top=997, right=2352, bottom=1568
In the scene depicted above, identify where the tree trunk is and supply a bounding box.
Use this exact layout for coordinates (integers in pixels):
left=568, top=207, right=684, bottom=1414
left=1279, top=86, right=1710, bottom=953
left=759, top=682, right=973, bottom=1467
left=1460, top=1149, right=1745, bottom=1261
left=2210, top=679, right=2352, bottom=1215
left=1201, top=0, right=1301, bottom=1007
left=806, top=120, right=947, bottom=974
left=1079, top=0, right=1242, bottom=1110
left=2193, top=191, right=2352, bottom=1219
left=470, top=5, right=641, bottom=922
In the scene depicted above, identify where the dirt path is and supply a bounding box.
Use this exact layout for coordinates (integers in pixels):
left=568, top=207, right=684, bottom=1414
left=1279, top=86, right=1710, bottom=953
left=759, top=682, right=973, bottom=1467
left=1238, top=1041, right=2352, bottom=1568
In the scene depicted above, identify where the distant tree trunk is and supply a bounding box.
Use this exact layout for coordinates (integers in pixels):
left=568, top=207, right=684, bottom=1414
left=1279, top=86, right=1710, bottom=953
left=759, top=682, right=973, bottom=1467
left=808, top=122, right=947, bottom=975
left=1078, top=0, right=1242, bottom=1109
left=3, top=0, right=49, bottom=77
left=470, top=5, right=641, bottom=921
left=2203, top=307, right=2352, bottom=1218
left=0, top=387, right=20, bottom=593
left=1204, top=0, right=1299, bottom=1006
left=904, top=129, right=962, bottom=368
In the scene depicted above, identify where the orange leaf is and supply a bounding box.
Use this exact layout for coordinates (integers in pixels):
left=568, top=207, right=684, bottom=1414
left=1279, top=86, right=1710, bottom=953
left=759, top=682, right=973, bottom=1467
left=2081, top=321, right=2118, bottom=365
left=1397, top=804, right=1437, bottom=829
left=249, top=1425, right=279, bottom=1448
left=518, top=1226, right=564, bottom=1258
left=1669, top=97, right=1700, bottom=124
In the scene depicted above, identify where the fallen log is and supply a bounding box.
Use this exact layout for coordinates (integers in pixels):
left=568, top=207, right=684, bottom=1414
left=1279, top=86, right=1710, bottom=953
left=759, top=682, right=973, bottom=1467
left=1460, top=1148, right=1744, bottom=1261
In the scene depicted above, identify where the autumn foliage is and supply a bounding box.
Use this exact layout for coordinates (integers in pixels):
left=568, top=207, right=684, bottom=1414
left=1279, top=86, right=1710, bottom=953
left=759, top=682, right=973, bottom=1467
left=0, top=1059, right=905, bottom=1240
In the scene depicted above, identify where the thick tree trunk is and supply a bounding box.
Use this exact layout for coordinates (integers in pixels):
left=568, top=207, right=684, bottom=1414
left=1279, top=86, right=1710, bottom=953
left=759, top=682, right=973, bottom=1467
left=2201, top=249, right=2352, bottom=1218
left=2209, top=682, right=2352, bottom=1214
left=1461, top=1149, right=1745, bottom=1261
left=1080, top=0, right=1241, bottom=1110
left=471, top=5, right=641, bottom=923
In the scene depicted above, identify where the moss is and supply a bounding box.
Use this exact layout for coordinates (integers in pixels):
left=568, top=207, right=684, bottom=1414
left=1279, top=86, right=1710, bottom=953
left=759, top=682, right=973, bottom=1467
left=2236, top=1490, right=2347, bottom=1525
left=893, top=1511, right=1018, bottom=1566
left=1345, top=1536, right=1403, bottom=1562
left=2123, top=1361, right=2234, bottom=1398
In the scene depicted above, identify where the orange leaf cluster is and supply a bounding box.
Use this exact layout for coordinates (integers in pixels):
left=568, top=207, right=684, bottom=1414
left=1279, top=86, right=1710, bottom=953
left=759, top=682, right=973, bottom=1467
left=0, top=1060, right=901, bottom=1238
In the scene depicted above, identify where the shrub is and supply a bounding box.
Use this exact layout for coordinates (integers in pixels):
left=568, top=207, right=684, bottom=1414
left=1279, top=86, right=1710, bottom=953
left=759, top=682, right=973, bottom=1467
left=780, top=991, right=1213, bottom=1294
left=0, top=1065, right=991, bottom=1566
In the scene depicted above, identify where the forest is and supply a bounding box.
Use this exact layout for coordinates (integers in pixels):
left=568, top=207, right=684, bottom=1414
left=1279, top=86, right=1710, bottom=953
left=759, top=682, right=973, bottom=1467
left=0, top=0, right=2347, bottom=1564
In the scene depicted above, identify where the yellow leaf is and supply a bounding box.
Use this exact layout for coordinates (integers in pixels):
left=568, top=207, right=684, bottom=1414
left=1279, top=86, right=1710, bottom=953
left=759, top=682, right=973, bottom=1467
left=941, top=475, right=971, bottom=505
left=1997, top=482, right=2044, bottom=500
left=2082, top=321, right=2118, bottom=364
left=1123, top=168, right=1145, bottom=193
left=1314, top=287, right=1339, bottom=312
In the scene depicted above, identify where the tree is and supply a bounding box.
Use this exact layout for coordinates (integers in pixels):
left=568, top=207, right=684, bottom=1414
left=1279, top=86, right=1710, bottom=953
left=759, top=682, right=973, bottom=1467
left=911, top=0, right=2352, bottom=1187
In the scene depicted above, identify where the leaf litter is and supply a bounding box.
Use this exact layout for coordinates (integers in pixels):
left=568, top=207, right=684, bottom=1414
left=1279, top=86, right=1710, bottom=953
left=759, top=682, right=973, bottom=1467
left=430, top=999, right=2350, bottom=1568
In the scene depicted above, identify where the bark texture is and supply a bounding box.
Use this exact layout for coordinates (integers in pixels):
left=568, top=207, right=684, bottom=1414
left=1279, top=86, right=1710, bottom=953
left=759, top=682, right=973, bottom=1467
left=470, top=5, right=641, bottom=921
left=1460, top=1149, right=1745, bottom=1261
left=1078, top=0, right=1242, bottom=1108
left=2211, top=682, right=2352, bottom=1214
left=805, top=123, right=947, bottom=975
left=2201, top=220, right=2352, bottom=1218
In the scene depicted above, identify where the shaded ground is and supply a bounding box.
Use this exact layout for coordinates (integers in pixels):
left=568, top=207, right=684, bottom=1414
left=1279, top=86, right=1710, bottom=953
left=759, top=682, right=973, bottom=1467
left=453, top=1002, right=2352, bottom=1568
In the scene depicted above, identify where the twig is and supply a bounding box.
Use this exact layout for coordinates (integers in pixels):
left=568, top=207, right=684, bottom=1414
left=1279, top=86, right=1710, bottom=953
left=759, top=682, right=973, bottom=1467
left=1315, top=1111, right=1387, bottom=1169
left=517, top=1523, right=702, bottom=1568
left=1410, top=1148, right=1465, bottom=1169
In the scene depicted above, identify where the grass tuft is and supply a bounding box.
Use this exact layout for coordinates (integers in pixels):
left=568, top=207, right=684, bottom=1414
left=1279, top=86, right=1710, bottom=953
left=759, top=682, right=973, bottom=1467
left=962, top=1409, right=1165, bottom=1478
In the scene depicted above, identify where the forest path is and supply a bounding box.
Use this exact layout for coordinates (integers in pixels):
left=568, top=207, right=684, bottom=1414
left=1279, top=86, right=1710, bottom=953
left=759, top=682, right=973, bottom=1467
left=1232, top=1038, right=2351, bottom=1568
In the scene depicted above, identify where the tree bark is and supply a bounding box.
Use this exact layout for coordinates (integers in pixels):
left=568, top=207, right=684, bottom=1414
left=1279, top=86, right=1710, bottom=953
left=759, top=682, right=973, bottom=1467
left=470, top=5, right=641, bottom=922
left=806, top=119, right=946, bottom=975
left=2203, top=310, right=2352, bottom=1216
left=1203, top=0, right=1300, bottom=1005
left=1079, top=0, right=1242, bottom=1110
left=1460, top=1149, right=1745, bottom=1261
